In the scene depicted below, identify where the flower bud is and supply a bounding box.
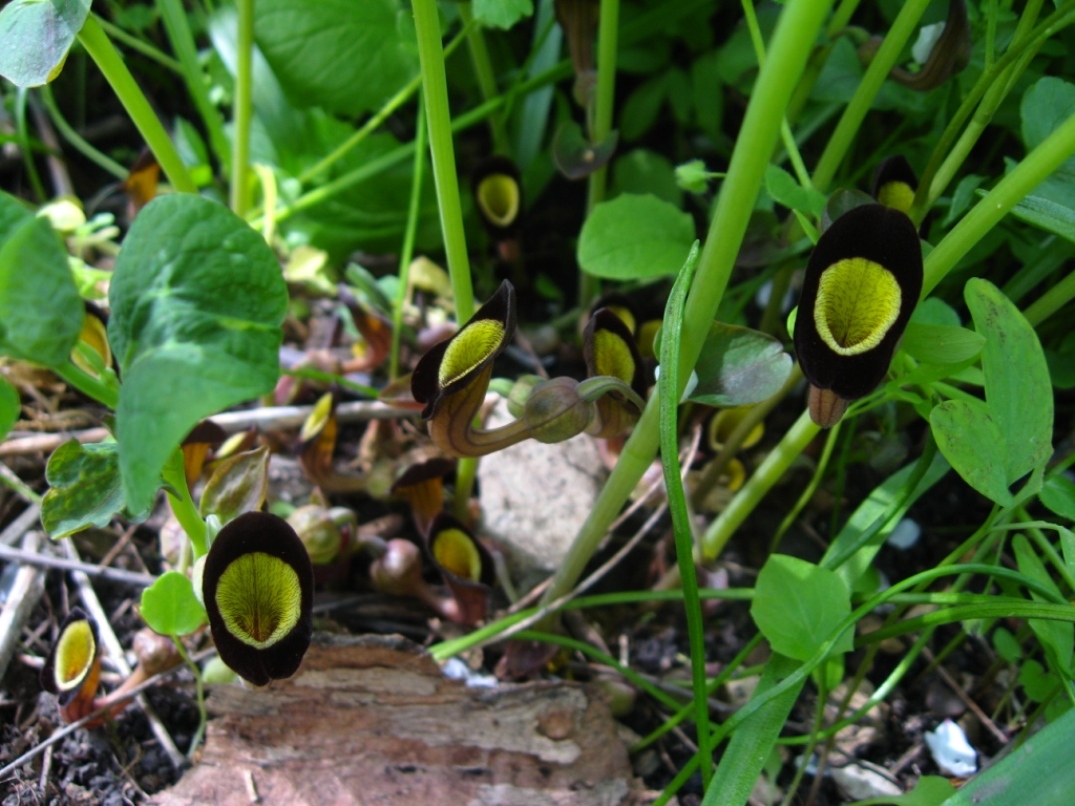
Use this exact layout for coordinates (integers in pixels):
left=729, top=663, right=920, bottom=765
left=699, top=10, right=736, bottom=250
left=522, top=377, right=595, bottom=444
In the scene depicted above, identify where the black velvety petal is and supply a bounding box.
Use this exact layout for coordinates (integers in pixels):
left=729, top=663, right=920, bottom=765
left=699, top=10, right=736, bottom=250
left=794, top=204, right=923, bottom=401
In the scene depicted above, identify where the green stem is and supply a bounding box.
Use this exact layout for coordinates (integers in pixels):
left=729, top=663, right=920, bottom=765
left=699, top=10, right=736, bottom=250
left=157, top=0, right=231, bottom=172
left=162, top=449, right=208, bottom=558
left=811, top=0, right=932, bottom=193
left=912, top=0, right=1075, bottom=220
left=458, top=3, right=507, bottom=153
left=579, top=0, right=621, bottom=309
left=923, top=111, right=1075, bottom=295
left=53, top=361, right=119, bottom=409
left=390, top=101, right=428, bottom=382
left=97, top=17, right=183, bottom=74
left=920, top=3, right=1045, bottom=214
left=172, top=638, right=207, bottom=758
left=39, top=86, right=127, bottom=180
left=77, top=15, right=196, bottom=194
left=413, top=0, right=475, bottom=323
left=413, top=0, right=479, bottom=518
left=0, top=463, right=42, bottom=505
left=229, top=0, right=254, bottom=216
left=1024, top=270, right=1075, bottom=326
left=826, top=0, right=863, bottom=37
left=537, top=0, right=835, bottom=616
left=772, top=418, right=842, bottom=551
left=741, top=0, right=813, bottom=188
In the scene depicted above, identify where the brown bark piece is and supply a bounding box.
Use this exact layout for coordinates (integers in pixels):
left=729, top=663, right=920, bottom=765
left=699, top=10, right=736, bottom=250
left=153, top=634, right=640, bottom=806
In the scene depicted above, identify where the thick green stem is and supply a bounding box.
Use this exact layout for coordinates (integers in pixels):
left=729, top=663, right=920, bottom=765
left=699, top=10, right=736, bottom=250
left=53, top=361, right=120, bottom=410
left=157, top=0, right=230, bottom=172
left=413, top=0, right=475, bottom=323
left=811, top=0, right=931, bottom=193
left=413, top=0, right=480, bottom=517
left=230, top=0, right=254, bottom=216
left=77, top=15, right=196, bottom=194
left=162, top=449, right=208, bottom=558
left=537, top=0, right=835, bottom=615
left=579, top=0, right=621, bottom=309
left=923, top=111, right=1075, bottom=295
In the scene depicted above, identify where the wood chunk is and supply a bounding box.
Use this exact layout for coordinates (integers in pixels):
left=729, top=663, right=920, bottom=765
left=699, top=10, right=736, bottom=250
left=153, top=634, right=640, bottom=805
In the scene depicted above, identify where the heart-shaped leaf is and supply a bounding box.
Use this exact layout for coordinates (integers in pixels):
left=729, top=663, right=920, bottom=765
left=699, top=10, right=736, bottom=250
left=108, top=195, right=287, bottom=516
left=141, top=571, right=207, bottom=637
left=0, top=0, right=90, bottom=87
left=578, top=193, right=695, bottom=280
left=689, top=322, right=793, bottom=407
left=751, top=554, right=853, bottom=661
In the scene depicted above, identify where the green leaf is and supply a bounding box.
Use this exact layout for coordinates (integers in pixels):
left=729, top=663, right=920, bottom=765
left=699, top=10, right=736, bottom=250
left=0, top=207, right=82, bottom=367
left=578, top=193, right=696, bottom=279
left=765, top=164, right=827, bottom=218
left=688, top=322, right=793, bottom=407
left=942, top=173, right=983, bottom=227
left=965, top=278, right=1053, bottom=483
left=612, top=149, right=683, bottom=207
left=621, top=74, right=669, bottom=141
left=911, top=297, right=961, bottom=327
left=1021, top=77, right=1075, bottom=208
left=1009, top=194, right=1075, bottom=242
left=1018, top=658, right=1058, bottom=703
left=1046, top=331, right=1075, bottom=389
left=140, top=571, right=207, bottom=637
left=901, top=323, right=985, bottom=365
left=41, top=440, right=127, bottom=539
left=473, top=0, right=532, bottom=29
left=992, top=626, right=1022, bottom=663
left=1013, top=535, right=1073, bottom=676
left=0, top=376, right=18, bottom=440
left=255, top=0, right=417, bottom=117
left=751, top=554, right=853, bottom=662
left=930, top=399, right=1014, bottom=507
left=863, top=775, right=955, bottom=806
left=1041, top=475, right=1075, bottom=521
left=825, top=450, right=950, bottom=592
left=0, top=0, right=90, bottom=87
left=108, top=195, right=287, bottom=517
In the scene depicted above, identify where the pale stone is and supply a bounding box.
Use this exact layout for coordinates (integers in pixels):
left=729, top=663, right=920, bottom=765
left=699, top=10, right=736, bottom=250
left=477, top=399, right=607, bottom=590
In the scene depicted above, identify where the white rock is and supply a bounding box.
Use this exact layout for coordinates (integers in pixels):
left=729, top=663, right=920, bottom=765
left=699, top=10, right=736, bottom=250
left=477, top=399, right=607, bottom=589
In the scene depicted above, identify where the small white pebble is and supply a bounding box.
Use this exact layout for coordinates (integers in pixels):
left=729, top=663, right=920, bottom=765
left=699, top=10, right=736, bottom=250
left=925, top=718, right=978, bottom=776
left=887, top=518, right=922, bottom=550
